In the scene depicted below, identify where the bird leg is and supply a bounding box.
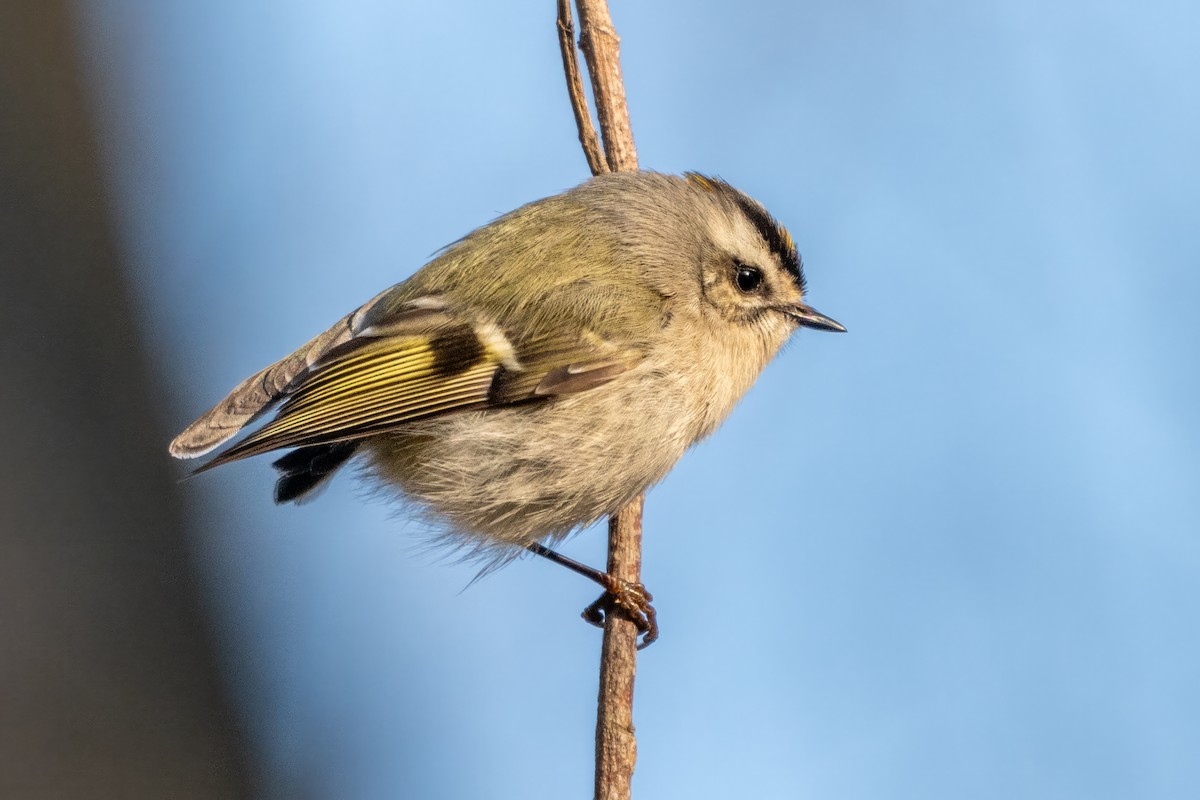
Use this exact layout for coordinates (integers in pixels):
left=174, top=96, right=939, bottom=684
left=526, top=542, right=658, bottom=649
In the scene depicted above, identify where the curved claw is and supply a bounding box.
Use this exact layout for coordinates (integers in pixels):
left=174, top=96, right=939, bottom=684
left=582, top=577, right=659, bottom=649
left=523, top=542, right=660, bottom=647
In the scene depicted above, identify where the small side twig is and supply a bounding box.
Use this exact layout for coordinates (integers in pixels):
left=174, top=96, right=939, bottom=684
left=555, top=3, right=643, bottom=798
left=556, top=0, right=607, bottom=176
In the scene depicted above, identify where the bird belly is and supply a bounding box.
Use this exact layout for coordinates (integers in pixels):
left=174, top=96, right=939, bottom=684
left=361, top=374, right=694, bottom=557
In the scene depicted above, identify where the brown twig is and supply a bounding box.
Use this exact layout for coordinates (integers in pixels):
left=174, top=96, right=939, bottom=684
left=556, top=0, right=607, bottom=176
left=575, top=1, right=639, bottom=173
left=555, top=3, right=643, bottom=798
left=594, top=496, right=644, bottom=800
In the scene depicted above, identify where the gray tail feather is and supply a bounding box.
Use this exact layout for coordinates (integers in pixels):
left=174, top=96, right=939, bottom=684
left=272, top=442, right=359, bottom=504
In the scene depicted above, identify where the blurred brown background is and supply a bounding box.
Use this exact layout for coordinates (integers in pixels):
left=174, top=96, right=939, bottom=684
left=0, top=1, right=247, bottom=796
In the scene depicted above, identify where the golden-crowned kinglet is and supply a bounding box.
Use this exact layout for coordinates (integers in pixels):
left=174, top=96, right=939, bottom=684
left=170, top=171, right=843, bottom=641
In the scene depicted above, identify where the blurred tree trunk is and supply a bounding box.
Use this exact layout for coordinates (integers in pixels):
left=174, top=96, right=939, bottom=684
left=0, top=1, right=248, bottom=796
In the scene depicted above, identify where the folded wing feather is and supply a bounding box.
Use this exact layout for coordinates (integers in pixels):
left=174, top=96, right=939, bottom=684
left=174, top=294, right=643, bottom=471
left=167, top=287, right=394, bottom=458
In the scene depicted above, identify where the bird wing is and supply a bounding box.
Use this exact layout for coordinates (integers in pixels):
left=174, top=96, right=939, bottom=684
left=168, top=287, right=395, bottom=459
left=183, top=294, right=643, bottom=470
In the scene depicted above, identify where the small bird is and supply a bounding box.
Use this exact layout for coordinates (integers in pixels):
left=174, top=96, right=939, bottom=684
left=170, top=171, right=844, bottom=646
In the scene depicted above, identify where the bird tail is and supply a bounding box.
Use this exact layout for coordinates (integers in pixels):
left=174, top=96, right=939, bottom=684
left=271, top=442, right=360, bottom=504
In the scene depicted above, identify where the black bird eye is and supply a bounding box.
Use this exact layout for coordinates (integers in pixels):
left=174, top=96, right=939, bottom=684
left=734, top=263, right=763, bottom=293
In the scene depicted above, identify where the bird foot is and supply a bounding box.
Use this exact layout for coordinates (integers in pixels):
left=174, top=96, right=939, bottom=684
left=582, top=576, right=658, bottom=649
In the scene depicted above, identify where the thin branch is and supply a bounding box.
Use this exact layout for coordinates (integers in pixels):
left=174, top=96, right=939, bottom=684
left=575, top=0, right=638, bottom=172
left=556, top=0, right=607, bottom=176
left=594, top=496, right=644, bottom=800
left=556, top=2, right=643, bottom=798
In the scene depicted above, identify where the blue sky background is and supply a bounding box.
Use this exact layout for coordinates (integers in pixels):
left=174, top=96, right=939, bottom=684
left=74, top=1, right=1198, bottom=797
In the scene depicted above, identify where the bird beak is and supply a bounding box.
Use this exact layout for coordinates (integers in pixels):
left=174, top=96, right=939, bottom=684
left=786, top=304, right=846, bottom=333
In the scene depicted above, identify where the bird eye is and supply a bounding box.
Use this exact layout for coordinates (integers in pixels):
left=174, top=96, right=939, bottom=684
left=734, top=263, right=763, bottom=293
